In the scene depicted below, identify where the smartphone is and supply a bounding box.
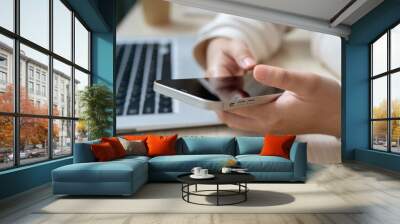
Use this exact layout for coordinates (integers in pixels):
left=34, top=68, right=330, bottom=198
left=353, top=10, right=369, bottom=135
left=153, top=74, right=284, bottom=110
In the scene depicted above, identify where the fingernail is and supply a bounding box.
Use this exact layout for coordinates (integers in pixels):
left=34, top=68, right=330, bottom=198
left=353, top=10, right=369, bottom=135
left=241, top=57, right=255, bottom=68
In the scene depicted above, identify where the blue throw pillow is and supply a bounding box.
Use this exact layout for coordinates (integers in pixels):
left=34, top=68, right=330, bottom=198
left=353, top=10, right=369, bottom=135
left=236, top=137, right=264, bottom=155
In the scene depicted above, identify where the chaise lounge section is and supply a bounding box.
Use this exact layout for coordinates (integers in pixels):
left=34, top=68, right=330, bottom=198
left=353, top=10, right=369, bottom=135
left=52, top=136, right=307, bottom=196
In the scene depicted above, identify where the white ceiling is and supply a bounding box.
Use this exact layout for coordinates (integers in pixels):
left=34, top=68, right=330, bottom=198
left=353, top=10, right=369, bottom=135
left=170, top=0, right=384, bottom=37
left=225, top=0, right=352, bottom=21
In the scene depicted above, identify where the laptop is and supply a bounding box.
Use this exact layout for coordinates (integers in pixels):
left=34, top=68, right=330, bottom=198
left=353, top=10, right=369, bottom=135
left=116, top=36, right=220, bottom=133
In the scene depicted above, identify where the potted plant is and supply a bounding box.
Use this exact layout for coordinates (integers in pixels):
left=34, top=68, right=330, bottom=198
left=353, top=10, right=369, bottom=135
left=79, top=84, right=114, bottom=140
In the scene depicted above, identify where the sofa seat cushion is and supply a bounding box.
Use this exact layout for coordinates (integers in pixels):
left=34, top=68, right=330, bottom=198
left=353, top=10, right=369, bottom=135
left=149, top=154, right=235, bottom=172
left=53, top=159, right=147, bottom=183
left=117, top=155, right=150, bottom=162
left=236, top=155, right=293, bottom=172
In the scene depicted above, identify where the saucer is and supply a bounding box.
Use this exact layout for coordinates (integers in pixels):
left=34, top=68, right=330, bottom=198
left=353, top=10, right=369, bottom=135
left=190, top=174, right=215, bottom=179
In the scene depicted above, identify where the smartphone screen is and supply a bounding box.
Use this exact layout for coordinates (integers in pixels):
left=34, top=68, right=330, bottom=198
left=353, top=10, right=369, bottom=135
left=156, top=74, right=284, bottom=102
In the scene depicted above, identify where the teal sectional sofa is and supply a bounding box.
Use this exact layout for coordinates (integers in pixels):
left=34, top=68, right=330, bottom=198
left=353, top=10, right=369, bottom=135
left=52, top=136, right=307, bottom=196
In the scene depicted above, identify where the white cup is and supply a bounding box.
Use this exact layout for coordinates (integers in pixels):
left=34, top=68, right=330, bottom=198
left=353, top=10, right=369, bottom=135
left=200, top=169, right=208, bottom=176
left=221, top=167, right=232, bottom=174
left=191, top=167, right=202, bottom=176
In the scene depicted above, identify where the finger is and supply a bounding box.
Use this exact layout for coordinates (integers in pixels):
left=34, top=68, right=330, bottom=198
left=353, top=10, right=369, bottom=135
left=253, top=64, right=321, bottom=96
left=207, top=50, right=243, bottom=77
left=217, top=111, right=260, bottom=132
left=226, top=41, right=256, bottom=70
left=206, top=66, right=232, bottom=78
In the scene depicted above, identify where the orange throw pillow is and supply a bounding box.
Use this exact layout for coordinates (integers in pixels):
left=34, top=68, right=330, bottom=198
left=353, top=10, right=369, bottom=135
left=146, top=134, right=178, bottom=157
left=123, top=135, right=148, bottom=141
left=260, top=135, right=296, bottom=159
left=91, top=142, right=117, bottom=162
left=101, top=137, right=126, bottom=158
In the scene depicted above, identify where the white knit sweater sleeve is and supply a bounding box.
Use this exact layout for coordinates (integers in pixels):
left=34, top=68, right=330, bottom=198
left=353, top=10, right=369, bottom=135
left=193, top=14, right=287, bottom=68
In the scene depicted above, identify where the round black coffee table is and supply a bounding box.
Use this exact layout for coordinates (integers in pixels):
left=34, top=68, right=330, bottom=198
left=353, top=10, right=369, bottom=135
left=177, top=173, right=255, bottom=206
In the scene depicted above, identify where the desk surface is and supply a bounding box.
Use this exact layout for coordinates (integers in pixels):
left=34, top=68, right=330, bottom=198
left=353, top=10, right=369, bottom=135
left=117, top=2, right=215, bottom=38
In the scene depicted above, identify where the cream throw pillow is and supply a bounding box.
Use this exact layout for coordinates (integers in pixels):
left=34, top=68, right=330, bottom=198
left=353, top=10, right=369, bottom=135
left=118, top=137, right=147, bottom=156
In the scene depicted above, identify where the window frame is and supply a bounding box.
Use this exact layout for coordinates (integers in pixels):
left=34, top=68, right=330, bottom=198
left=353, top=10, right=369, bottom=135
left=370, top=21, right=400, bottom=154
left=0, top=0, right=92, bottom=171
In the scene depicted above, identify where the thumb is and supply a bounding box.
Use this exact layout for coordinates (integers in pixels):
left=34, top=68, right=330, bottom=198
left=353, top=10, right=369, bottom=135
left=253, top=65, right=320, bottom=96
left=227, top=41, right=256, bottom=70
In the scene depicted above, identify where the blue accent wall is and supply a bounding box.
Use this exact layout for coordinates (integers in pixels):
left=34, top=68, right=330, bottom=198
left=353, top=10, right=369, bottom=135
left=355, top=149, right=400, bottom=172
left=92, top=32, right=115, bottom=135
left=70, top=0, right=116, bottom=134
left=343, top=0, right=400, bottom=171
left=342, top=43, right=370, bottom=160
left=0, top=0, right=116, bottom=200
left=0, top=158, right=72, bottom=199
left=66, top=0, right=112, bottom=32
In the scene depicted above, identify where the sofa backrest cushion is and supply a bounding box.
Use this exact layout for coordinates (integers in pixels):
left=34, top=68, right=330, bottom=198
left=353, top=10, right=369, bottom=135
left=73, top=139, right=100, bottom=163
left=177, top=136, right=236, bottom=155
left=236, top=137, right=264, bottom=155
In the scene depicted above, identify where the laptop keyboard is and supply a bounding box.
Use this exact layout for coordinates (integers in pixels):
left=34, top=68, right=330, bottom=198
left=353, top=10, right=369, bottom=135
left=116, top=42, right=173, bottom=116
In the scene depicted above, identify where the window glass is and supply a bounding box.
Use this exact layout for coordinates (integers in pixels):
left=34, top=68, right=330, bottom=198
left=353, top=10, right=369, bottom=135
left=28, top=81, right=33, bottom=93
left=391, top=120, right=400, bottom=153
left=372, top=121, right=388, bottom=151
left=75, top=120, right=88, bottom=143
left=372, top=76, right=387, bottom=119
left=0, top=0, right=92, bottom=169
left=28, top=67, right=34, bottom=79
left=0, top=116, right=13, bottom=170
left=372, top=33, right=387, bottom=76
left=74, top=18, right=89, bottom=70
left=391, top=24, right=400, bottom=70
left=0, top=35, right=13, bottom=113
left=0, top=57, right=7, bottom=67
left=391, top=72, right=400, bottom=118
left=19, top=117, right=49, bottom=165
left=0, top=0, right=14, bottom=31
left=20, top=44, right=49, bottom=115
left=53, top=59, right=72, bottom=116
left=36, top=84, right=40, bottom=95
left=53, top=0, right=72, bottom=60
left=53, top=119, right=72, bottom=157
left=20, top=0, right=49, bottom=49
left=74, top=69, right=89, bottom=117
